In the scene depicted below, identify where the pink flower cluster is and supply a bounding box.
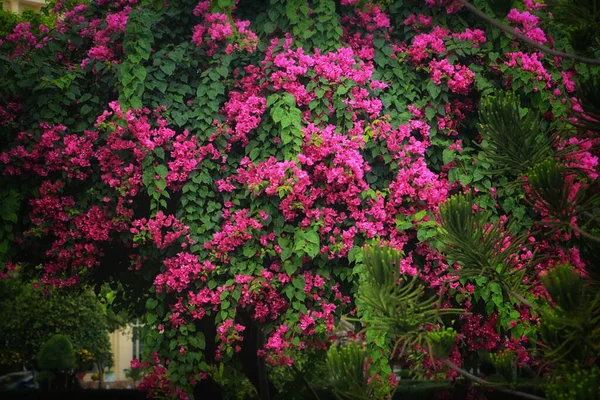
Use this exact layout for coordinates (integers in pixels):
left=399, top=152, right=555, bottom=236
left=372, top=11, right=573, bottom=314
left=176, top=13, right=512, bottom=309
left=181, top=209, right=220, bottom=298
left=130, top=212, right=192, bottom=250
left=0, top=123, right=97, bottom=179
left=215, top=319, right=246, bottom=359
left=425, top=0, right=464, bottom=14
left=22, top=180, right=132, bottom=286
left=353, top=4, right=391, bottom=33
left=504, top=51, right=552, bottom=88
left=407, top=26, right=450, bottom=63
left=234, top=274, right=288, bottom=322
left=262, top=324, right=294, bottom=366
left=154, top=253, right=216, bottom=293
left=0, top=101, right=22, bottom=126
left=192, top=13, right=258, bottom=55
left=3, top=22, right=44, bottom=57
left=453, top=28, right=486, bottom=48
left=136, top=353, right=189, bottom=400
left=429, top=58, right=475, bottom=95
left=507, top=9, right=548, bottom=45
left=167, top=130, right=220, bottom=190
left=403, top=14, right=433, bottom=31
left=204, top=208, right=263, bottom=261
left=221, top=92, right=267, bottom=146
left=460, top=313, right=501, bottom=351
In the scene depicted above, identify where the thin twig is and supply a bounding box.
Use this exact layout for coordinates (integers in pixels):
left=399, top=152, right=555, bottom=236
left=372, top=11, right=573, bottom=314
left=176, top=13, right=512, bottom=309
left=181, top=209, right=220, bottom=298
left=441, top=359, right=547, bottom=400
left=457, top=0, right=600, bottom=66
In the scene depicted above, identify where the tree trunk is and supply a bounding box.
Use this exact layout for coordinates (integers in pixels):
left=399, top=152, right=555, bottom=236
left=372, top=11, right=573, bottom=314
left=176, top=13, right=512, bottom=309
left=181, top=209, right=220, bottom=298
left=256, top=330, right=270, bottom=400
left=97, top=361, right=104, bottom=389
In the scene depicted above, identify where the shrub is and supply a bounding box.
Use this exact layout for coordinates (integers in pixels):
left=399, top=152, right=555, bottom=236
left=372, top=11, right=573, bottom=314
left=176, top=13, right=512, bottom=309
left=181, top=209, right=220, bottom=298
left=37, top=334, right=76, bottom=372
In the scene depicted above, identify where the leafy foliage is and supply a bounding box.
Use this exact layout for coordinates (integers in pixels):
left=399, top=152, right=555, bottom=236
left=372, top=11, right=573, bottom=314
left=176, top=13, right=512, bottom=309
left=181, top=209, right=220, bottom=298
left=37, top=334, right=77, bottom=372
left=0, top=277, right=113, bottom=370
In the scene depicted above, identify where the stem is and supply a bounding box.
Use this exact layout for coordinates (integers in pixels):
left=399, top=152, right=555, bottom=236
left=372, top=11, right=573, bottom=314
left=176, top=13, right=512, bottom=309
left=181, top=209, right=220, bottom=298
left=441, top=359, right=547, bottom=400
left=570, top=223, right=600, bottom=243
left=500, top=282, right=538, bottom=309
left=292, top=364, right=321, bottom=400
left=457, top=0, right=600, bottom=66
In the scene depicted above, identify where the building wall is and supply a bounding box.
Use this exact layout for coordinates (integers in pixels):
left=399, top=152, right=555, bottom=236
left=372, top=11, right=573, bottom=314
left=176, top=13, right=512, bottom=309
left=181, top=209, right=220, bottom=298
left=109, top=327, right=133, bottom=381
left=109, top=323, right=143, bottom=381
left=2, top=0, right=46, bottom=14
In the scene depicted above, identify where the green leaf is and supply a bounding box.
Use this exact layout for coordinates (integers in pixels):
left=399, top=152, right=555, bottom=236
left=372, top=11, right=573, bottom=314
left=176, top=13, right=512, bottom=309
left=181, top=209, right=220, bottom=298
left=284, top=261, right=296, bottom=275
left=146, top=313, right=158, bottom=324
left=243, top=244, right=256, bottom=258
left=155, top=165, right=168, bottom=179
left=146, top=298, right=158, bottom=311
left=293, top=277, right=304, bottom=290
left=304, top=230, right=320, bottom=245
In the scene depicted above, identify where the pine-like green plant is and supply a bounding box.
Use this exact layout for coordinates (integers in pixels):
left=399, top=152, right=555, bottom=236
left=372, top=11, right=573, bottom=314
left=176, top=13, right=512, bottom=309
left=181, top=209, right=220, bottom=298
left=545, top=364, right=600, bottom=400
left=527, top=161, right=577, bottom=223
left=489, top=350, right=516, bottom=383
left=541, top=264, right=585, bottom=313
left=544, top=0, right=600, bottom=52
left=426, top=328, right=457, bottom=359
left=438, top=193, right=534, bottom=296
left=478, top=91, right=555, bottom=178
left=538, top=264, right=600, bottom=364
left=326, top=344, right=370, bottom=400
left=569, top=74, right=600, bottom=144
left=358, top=243, right=461, bottom=356
left=527, top=160, right=600, bottom=239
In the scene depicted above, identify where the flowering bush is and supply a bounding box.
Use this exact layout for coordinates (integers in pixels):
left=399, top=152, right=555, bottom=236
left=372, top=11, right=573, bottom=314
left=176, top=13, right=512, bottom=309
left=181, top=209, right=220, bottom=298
left=1, top=0, right=599, bottom=398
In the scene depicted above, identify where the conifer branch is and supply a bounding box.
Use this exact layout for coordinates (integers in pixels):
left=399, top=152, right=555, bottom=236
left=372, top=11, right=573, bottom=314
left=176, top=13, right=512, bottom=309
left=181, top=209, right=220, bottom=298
left=457, top=0, right=600, bottom=66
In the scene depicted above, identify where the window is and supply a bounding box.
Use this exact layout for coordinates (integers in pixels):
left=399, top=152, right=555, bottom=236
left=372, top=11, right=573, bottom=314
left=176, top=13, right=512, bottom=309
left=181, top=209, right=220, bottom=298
left=131, top=319, right=144, bottom=360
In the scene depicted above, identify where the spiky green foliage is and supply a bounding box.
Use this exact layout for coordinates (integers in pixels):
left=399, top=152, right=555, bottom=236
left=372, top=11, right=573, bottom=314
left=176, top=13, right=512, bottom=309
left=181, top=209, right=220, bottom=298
left=541, top=264, right=585, bottom=313
left=527, top=160, right=577, bottom=223
left=545, top=364, right=600, bottom=400
left=538, top=264, right=600, bottom=364
left=489, top=350, right=516, bottom=383
left=478, top=91, right=555, bottom=178
left=544, top=0, right=600, bottom=52
left=426, top=328, right=456, bottom=359
left=362, top=242, right=403, bottom=289
left=326, top=344, right=370, bottom=400
left=438, top=193, right=533, bottom=293
left=358, top=243, right=460, bottom=356
left=569, top=74, right=600, bottom=140
left=527, top=160, right=600, bottom=237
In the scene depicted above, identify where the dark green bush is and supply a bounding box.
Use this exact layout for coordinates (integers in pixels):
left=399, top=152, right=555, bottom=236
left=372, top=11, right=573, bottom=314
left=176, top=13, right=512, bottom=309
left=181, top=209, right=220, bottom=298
left=37, top=334, right=76, bottom=372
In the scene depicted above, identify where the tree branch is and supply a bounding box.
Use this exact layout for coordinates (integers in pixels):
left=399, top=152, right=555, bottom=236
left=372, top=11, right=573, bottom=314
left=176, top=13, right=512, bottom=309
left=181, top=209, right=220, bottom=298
left=457, top=0, right=600, bottom=66
left=441, top=359, right=547, bottom=400
left=570, top=223, right=600, bottom=243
